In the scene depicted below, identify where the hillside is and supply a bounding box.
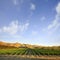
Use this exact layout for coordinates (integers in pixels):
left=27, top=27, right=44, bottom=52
left=0, top=41, right=60, bottom=49
left=0, top=41, right=39, bottom=48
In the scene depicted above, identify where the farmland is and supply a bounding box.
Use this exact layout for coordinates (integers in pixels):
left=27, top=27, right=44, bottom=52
left=0, top=41, right=60, bottom=60
left=0, top=48, right=60, bottom=55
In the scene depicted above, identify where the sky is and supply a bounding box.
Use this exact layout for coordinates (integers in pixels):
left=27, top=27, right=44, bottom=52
left=0, top=0, right=60, bottom=46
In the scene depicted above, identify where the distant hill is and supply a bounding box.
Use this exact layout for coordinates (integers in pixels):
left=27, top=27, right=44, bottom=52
left=0, top=41, right=60, bottom=49
left=0, top=41, right=38, bottom=48
left=0, top=41, right=21, bottom=48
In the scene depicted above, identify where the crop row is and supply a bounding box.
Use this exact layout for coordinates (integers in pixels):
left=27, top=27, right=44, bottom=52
left=0, top=48, right=60, bottom=55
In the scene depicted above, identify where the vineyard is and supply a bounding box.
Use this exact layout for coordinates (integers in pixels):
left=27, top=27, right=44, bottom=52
left=0, top=47, right=60, bottom=55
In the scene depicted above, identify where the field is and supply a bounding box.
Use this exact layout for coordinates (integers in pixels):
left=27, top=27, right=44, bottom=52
left=0, top=47, right=60, bottom=55
left=0, top=47, right=60, bottom=60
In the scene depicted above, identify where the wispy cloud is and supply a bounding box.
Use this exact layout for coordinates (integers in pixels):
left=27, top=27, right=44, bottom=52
left=56, top=2, right=60, bottom=14
left=28, top=3, right=36, bottom=18
left=43, top=2, right=60, bottom=34
left=30, top=3, right=36, bottom=11
left=0, top=20, right=29, bottom=35
left=19, top=22, right=29, bottom=32
left=47, top=2, right=60, bottom=30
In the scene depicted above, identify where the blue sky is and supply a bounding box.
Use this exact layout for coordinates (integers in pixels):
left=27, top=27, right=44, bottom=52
left=0, top=0, right=60, bottom=46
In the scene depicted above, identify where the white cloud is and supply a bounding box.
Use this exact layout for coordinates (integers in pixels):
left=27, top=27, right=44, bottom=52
left=0, top=20, right=29, bottom=35
left=47, top=2, right=60, bottom=30
left=43, top=2, right=60, bottom=34
left=3, top=21, right=18, bottom=34
left=19, top=22, right=29, bottom=32
left=56, top=2, right=60, bottom=14
left=28, top=3, right=36, bottom=18
left=47, top=16, right=60, bottom=30
left=30, top=3, right=36, bottom=11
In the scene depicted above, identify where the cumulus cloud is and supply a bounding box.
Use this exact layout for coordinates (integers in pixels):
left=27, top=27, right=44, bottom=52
left=0, top=20, right=29, bottom=35
left=43, top=2, right=60, bottom=34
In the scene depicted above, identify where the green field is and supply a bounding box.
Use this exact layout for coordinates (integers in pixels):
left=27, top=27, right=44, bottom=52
left=0, top=47, right=60, bottom=60
left=0, top=47, right=60, bottom=55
